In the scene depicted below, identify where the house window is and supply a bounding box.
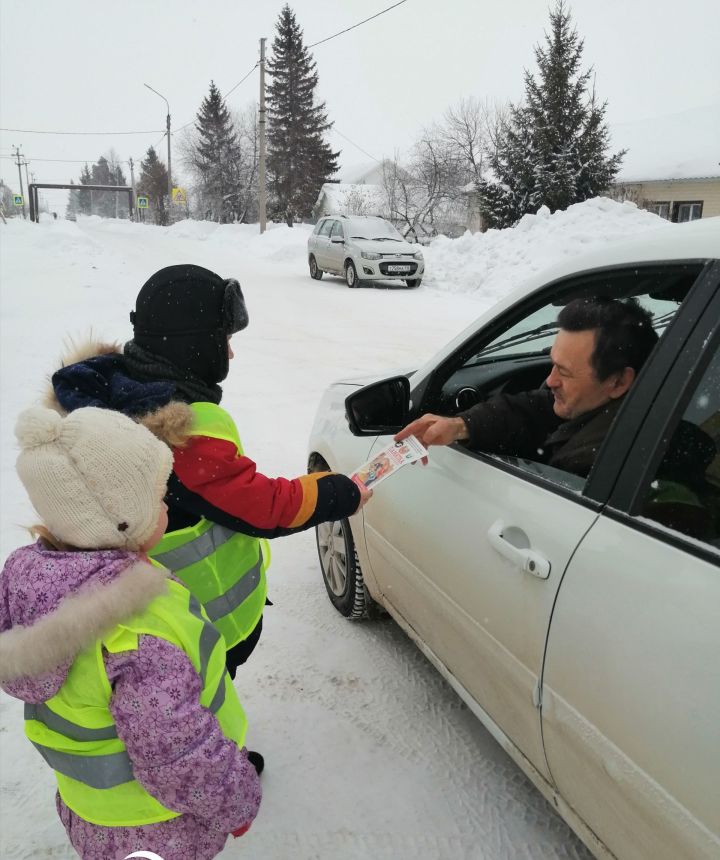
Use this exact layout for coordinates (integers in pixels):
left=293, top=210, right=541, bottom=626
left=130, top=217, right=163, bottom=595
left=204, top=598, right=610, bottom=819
left=647, top=201, right=670, bottom=220
left=672, top=201, right=703, bottom=222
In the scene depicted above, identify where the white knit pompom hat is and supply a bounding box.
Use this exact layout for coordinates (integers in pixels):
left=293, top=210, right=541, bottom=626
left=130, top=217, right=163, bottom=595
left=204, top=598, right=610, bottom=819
left=15, top=406, right=173, bottom=550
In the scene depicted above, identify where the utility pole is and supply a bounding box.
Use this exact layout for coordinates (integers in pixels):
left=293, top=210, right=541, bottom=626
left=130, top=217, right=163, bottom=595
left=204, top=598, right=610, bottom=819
left=144, top=83, right=172, bottom=222
left=129, top=157, right=136, bottom=221
left=12, top=145, right=26, bottom=218
left=258, top=37, right=267, bottom=234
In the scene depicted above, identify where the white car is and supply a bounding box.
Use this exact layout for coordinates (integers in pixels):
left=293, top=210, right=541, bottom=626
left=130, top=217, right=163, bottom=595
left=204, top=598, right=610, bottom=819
left=307, top=214, right=425, bottom=288
left=307, top=218, right=720, bottom=860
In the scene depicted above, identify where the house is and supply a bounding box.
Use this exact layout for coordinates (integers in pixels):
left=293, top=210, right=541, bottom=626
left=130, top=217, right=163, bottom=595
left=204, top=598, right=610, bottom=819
left=610, top=105, right=720, bottom=221
left=312, top=182, right=388, bottom=221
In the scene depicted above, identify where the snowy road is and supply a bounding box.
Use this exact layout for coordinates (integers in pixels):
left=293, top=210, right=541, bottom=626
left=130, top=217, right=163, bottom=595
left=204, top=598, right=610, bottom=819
left=0, top=216, right=594, bottom=859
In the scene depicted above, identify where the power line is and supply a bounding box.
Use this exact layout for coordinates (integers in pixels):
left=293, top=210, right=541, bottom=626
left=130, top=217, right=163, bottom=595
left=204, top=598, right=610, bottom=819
left=174, top=62, right=261, bottom=134
left=0, top=155, right=105, bottom=164
left=332, top=128, right=382, bottom=164
left=224, top=62, right=260, bottom=102
left=308, top=0, right=409, bottom=49
left=178, top=0, right=409, bottom=130
left=3, top=3, right=410, bottom=152
left=1, top=127, right=164, bottom=136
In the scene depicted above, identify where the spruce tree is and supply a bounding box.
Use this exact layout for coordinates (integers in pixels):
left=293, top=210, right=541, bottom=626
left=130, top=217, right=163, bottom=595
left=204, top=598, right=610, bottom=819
left=137, top=146, right=169, bottom=225
left=477, top=1, right=624, bottom=228
left=66, top=179, right=80, bottom=220
left=77, top=164, right=93, bottom=215
left=191, top=81, right=241, bottom=223
left=267, top=5, right=339, bottom=225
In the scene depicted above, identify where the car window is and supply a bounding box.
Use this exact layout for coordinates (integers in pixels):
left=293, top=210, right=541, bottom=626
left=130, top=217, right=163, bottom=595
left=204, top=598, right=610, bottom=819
left=318, top=219, right=334, bottom=237
left=639, top=346, right=720, bottom=549
left=347, top=218, right=402, bottom=241
left=330, top=221, right=344, bottom=239
left=425, top=263, right=704, bottom=493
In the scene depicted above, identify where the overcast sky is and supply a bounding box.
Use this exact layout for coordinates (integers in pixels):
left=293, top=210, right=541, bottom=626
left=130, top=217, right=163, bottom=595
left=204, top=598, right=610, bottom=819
left=1, top=0, right=718, bottom=209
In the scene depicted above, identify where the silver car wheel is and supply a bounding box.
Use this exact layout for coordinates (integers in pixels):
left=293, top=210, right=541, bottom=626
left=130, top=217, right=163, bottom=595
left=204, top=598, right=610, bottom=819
left=345, top=261, right=357, bottom=288
left=317, top=519, right=347, bottom=596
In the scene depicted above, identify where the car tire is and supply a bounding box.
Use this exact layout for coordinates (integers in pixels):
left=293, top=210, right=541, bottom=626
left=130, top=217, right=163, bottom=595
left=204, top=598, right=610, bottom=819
left=316, top=515, right=381, bottom=618
left=310, top=456, right=377, bottom=619
left=405, top=278, right=422, bottom=288
left=345, top=260, right=359, bottom=288
left=309, top=254, right=323, bottom=280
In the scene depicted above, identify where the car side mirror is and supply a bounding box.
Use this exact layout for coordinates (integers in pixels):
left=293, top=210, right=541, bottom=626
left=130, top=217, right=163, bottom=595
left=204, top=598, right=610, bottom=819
left=345, top=375, right=410, bottom=436
left=330, top=235, right=344, bottom=244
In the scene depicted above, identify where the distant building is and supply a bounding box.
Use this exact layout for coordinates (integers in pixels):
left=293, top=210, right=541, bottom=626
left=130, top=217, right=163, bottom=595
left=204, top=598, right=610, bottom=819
left=312, top=182, right=388, bottom=221
left=610, top=105, right=720, bottom=221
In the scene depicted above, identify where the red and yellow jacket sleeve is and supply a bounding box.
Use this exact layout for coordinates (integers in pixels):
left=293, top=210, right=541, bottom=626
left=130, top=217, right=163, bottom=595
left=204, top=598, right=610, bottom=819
left=169, top=435, right=361, bottom=538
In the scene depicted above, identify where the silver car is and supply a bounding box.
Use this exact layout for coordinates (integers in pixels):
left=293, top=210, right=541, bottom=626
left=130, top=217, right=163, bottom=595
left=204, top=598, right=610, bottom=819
left=308, top=218, right=720, bottom=860
left=307, top=214, right=425, bottom=288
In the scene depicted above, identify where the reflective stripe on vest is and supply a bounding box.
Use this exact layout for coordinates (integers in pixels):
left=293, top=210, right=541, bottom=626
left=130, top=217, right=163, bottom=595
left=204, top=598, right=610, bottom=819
left=153, top=535, right=264, bottom=625
left=148, top=402, right=269, bottom=648
left=24, top=579, right=247, bottom=827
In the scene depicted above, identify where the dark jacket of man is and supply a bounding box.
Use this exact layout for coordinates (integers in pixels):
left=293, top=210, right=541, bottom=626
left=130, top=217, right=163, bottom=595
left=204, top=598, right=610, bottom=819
left=458, top=388, right=623, bottom=479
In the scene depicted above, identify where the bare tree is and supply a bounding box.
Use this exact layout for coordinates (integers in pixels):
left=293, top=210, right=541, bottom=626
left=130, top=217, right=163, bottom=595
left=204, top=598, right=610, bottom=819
left=441, top=97, right=509, bottom=183
left=382, top=131, right=467, bottom=239
left=231, top=105, right=260, bottom=223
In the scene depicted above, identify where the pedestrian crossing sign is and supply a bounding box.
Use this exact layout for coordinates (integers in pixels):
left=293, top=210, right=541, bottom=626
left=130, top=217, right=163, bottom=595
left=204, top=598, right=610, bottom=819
left=13, top=194, right=23, bottom=206
left=137, top=196, right=149, bottom=209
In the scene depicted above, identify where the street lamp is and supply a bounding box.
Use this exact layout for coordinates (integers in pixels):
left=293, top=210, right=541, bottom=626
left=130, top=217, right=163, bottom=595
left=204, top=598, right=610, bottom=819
left=144, top=83, right=172, bottom=215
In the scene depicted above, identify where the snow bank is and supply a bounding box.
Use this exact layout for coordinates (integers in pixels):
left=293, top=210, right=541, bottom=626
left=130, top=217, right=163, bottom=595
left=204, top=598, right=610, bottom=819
left=422, top=197, right=669, bottom=300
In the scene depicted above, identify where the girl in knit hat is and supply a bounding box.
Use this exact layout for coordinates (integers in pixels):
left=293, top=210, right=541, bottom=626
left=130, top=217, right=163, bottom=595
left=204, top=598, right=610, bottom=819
left=0, top=406, right=261, bottom=860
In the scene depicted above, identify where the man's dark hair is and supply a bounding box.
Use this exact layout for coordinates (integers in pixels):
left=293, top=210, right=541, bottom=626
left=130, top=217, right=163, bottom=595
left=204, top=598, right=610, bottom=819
left=558, top=297, right=659, bottom=381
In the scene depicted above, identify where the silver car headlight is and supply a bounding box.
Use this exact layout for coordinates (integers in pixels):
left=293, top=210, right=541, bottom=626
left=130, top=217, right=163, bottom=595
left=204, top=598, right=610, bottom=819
left=361, top=251, right=381, bottom=261
left=413, top=251, right=424, bottom=261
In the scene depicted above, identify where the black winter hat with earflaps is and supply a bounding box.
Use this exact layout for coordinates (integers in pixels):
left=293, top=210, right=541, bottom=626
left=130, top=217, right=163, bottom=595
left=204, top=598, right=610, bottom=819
left=129, top=264, right=249, bottom=385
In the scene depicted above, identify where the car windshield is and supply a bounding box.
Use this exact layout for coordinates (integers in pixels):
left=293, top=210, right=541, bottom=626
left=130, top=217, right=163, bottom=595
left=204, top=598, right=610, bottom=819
left=348, top=218, right=403, bottom=241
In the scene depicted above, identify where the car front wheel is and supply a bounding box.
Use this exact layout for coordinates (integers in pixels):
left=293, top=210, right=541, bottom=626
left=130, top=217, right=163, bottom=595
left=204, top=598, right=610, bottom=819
left=405, top=278, right=422, bottom=288
left=316, top=516, right=374, bottom=619
left=345, top=261, right=359, bottom=288
left=309, top=254, right=323, bottom=280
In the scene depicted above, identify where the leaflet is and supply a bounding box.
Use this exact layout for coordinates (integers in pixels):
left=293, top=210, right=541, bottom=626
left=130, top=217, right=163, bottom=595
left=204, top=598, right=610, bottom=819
left=352, top=435, right=428, bottom=489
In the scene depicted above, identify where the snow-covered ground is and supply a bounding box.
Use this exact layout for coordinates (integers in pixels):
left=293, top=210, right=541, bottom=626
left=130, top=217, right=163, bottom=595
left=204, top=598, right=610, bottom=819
left=0, top=201, right=667, bottom=859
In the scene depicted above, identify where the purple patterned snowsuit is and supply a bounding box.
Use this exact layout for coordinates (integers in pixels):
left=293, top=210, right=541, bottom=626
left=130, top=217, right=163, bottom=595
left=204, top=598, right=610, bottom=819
left=0, top=543, right=262, bottom=859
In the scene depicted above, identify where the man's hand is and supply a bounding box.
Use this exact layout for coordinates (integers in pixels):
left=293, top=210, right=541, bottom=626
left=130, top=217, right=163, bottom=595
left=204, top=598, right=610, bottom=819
left=394, top=414, right=468, bottom=448
left=351, top=476, right=374, bottom=511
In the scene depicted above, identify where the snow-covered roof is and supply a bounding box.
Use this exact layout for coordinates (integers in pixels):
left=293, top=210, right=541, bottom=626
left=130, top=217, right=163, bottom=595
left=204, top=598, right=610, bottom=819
left=612, top=104, right=720, bottom=183
left=314, top=182, right=387, bottom=216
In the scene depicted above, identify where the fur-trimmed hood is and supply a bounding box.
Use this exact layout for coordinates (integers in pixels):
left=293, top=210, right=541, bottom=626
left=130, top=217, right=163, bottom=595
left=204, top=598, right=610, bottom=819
left=0, top=543, right=168, bottom=698
left=46, top=338, right=194, bottom=448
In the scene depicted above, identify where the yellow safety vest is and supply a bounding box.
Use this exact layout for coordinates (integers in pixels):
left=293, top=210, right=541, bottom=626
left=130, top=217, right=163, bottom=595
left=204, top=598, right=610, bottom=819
left=149, top=402, right=270, bottom=649
left=24, top=578, right=247, bottom=827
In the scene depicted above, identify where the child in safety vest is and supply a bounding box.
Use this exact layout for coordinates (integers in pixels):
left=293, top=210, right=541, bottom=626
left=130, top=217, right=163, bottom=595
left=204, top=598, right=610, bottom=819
left=47, top=264, right=372, bottom=681
left=0, top=406, right=262, bottom=860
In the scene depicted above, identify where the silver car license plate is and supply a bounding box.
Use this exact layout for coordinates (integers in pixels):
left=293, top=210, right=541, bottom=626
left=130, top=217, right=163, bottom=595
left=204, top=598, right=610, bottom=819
left=387, top=264, right=411, bottom=272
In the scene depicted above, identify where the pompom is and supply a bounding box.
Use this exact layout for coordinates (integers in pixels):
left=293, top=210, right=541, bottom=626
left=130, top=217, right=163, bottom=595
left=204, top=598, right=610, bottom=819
left=15, top=406, right=63, bottom=449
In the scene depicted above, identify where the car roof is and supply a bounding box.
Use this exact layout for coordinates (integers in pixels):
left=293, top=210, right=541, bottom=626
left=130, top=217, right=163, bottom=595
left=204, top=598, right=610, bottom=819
left=318, top=214, right=387, bottom=222
left=416, top=216, right=720, bottom=380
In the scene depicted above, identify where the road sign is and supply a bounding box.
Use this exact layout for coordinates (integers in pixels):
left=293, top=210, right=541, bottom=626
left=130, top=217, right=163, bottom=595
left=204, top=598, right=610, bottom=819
left=137, top=196, right=149, bottom=209
left=172, top=187, right=187, bottom=205
left=13, top=194, right=23, bottom=206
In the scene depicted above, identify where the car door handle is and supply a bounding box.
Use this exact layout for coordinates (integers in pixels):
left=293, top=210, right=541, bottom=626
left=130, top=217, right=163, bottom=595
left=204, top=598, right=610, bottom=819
left=487, top=520, right=551, bottom=579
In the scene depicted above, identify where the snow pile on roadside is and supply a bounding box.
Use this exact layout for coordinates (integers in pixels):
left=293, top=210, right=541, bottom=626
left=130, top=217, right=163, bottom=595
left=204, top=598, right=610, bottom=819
left=165, top=218, right=311, bottom=263
left=422, top=197, right=669, bottom=298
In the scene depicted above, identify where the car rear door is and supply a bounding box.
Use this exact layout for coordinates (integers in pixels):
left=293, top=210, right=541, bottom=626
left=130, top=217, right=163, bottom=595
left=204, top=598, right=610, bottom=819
left=313, top=218, right=334, bottom=268
left=541, top=265, right=720, bottom=860
left=326, top=220, right=346, bottom=272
